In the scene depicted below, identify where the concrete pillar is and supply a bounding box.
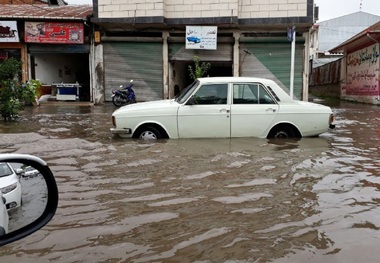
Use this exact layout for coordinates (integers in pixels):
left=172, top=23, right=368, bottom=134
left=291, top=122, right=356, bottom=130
left=303, top=31, right=310, bottom=101
left=233, top=31, right=240, bottom=77
left=162, top=31, right=169, bottom=99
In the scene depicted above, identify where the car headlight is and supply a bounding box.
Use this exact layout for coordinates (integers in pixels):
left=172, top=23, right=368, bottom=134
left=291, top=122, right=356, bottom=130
left=0, top=182, right=18, bottom=194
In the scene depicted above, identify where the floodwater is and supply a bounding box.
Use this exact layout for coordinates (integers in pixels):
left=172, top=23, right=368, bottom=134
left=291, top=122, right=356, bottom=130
left=0, top=101, right=379, bottom=263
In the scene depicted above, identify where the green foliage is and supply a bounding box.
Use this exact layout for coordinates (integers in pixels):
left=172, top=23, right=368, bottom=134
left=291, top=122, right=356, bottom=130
left=0, top=79, right=23, bottom=121
left=188, top=56, right=211, bottom=81
left=0, top=58, right=21, bottom=80
left=0, top=58, right=40, bottom=121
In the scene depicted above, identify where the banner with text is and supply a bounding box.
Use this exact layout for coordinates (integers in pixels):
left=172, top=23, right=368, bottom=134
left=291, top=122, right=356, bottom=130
left=25, top=22, right=84, bottom=44
left=186, top=26, right=217, bottom=50
left=346, top=43, right=379, bottom=96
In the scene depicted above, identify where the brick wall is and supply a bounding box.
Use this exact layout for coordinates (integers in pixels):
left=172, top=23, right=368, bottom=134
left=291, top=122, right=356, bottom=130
left=97, top=0, right=309, bottom=19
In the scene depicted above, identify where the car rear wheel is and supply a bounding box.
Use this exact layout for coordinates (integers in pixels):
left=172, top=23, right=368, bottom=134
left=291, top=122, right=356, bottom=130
left=137, top=126, right=163, bottom=140
left=268, top=125, right=297, bottom=139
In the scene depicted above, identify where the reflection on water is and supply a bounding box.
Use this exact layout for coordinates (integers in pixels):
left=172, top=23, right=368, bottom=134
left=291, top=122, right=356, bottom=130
left=0, top=102, right=379, bottom=262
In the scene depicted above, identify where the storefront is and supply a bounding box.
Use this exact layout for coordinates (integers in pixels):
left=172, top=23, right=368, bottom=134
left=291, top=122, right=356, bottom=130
left=24, top=21, right=91, bottom=101
left=168, top=41, right=233, bottom=95
left=102, top=41, right=163, bottom=102
left=239, top=36, right=305, bottom=98
left=97, top=29, right=307, bottom=102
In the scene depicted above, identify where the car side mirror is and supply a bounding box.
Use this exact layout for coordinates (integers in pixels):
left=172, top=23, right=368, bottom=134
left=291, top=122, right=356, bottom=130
left=0, top=154, right=58, bottom=246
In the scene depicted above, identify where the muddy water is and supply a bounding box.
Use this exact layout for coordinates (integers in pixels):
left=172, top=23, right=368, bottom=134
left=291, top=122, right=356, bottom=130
left=0, top=101, right=379, bottom=263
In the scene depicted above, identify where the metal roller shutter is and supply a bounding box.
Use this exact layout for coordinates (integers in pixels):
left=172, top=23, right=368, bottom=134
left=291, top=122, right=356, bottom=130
left=103, top=42, right=163, bottom=102
left=240, top=38, right=304, bottom=99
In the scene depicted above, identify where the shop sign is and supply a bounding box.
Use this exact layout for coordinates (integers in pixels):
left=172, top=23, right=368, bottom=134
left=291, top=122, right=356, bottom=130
left=25, top=22, right=84, bottom=44
left=185, top=26, right=217, bottom=50
left=346, top=43, right=379, bottom=96
left=0, top=21, right=19, bottom=43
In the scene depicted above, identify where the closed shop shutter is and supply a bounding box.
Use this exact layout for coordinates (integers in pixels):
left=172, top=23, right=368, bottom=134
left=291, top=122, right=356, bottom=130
left=169, top=43, right=232, bottom=62
left=240, top=38, right=304, bottom=99
left=103, top=42, right=163, bottom=102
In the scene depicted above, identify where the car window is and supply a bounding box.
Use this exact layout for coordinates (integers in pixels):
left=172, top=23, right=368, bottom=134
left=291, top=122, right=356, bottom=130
left=176, top=80, right=199, bottom=104
left=266, top=86, right=280, bottom=102
left=258, top=85, right=275, bottom=104
left=193, top=84, right=228, bottom=105
left=233, top=83, right=275, bottom=104
left=233, top=83, right=258, bottom=104
left=0, top=163, right=12, bottom=177
left=25, top=167, right=34, bottom=172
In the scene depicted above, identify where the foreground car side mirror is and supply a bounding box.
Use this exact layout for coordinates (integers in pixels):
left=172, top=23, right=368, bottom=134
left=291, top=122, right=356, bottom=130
left=0, top=154, right=58, bottom=246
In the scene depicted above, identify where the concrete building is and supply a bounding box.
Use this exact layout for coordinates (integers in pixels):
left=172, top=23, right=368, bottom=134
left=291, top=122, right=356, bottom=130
left=90, top=0, right=318, bottom=103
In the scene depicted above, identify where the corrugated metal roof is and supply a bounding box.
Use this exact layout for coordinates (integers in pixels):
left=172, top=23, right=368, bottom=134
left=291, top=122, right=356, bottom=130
left=0, top=4, right=92, bottom=20
left=317, top=11, right=380, bottom=52
left=330, top=20, right=380, bottom=53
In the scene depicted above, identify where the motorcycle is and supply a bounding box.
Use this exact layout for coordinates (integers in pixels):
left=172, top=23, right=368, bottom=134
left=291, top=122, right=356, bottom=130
left=111, top=80, right=137, bottom=107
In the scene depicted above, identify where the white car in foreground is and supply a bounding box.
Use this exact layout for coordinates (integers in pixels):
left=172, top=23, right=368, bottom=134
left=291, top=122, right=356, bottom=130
left=110, top=77, right=335, bottom=139
left=0, top=163, right=22, bottom=210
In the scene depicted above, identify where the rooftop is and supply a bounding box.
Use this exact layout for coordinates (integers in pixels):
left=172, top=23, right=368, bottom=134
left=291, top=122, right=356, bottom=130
left=0, top=4, right=92, bottom=20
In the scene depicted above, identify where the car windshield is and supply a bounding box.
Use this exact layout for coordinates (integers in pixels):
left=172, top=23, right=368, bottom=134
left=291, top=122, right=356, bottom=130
left=0, top=163, right=12, bottom=177
left=175, top=80, right=199, bottom=104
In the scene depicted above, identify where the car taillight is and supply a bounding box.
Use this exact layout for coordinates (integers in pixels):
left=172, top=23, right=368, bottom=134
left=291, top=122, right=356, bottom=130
left=112, top=116, right=116, bottom=127
left=329, top=114, right=334, bottom=124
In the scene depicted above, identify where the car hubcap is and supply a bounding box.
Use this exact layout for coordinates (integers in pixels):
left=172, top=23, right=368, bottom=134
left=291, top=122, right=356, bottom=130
left=140, top=131, right=157, bottom=140
left=275, top=131, right=288, bottom=138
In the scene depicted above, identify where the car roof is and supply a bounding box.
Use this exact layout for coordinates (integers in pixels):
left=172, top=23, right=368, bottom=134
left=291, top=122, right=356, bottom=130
left=197, top=77, right=276, bottom=84
left=197, top=77, right=294, bottom=103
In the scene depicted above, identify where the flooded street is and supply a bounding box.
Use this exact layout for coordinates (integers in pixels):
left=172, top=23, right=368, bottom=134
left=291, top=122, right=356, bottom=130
left=0, top=101, right=379, bottom=263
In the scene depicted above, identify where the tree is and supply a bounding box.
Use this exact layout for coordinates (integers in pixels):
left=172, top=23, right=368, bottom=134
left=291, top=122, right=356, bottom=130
left=188, top=56, right=211, bottom=80
left=0, top=58, right=40, bottom=121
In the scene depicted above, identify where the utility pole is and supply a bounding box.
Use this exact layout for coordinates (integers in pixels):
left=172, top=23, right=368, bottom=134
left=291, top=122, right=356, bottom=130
left=289, top=25, right=296, bottom=99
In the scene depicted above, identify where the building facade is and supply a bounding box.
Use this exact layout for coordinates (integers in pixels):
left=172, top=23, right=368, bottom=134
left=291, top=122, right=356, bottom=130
left=91, top=0, right=317, bottom=103
left=0, top=1, right=93, bottom=101
left=330, top=21, right=380, bottom=104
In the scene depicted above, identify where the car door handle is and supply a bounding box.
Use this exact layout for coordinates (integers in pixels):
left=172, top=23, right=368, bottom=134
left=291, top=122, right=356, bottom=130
left=266, top=108, right=276, bottom=112
left=220, top=109, right=230, bottom=113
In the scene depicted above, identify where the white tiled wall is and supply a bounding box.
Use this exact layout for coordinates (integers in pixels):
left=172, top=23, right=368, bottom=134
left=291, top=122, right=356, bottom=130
left=97, top=0, right=308, bottom=19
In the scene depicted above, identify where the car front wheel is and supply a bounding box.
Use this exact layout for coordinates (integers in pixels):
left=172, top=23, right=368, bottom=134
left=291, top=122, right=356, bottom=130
left=137, top=126, right=163, bottom=140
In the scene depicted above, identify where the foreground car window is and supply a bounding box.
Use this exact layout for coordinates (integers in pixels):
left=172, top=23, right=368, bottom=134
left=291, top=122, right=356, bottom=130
left=233, top=83, right=275, bottom=104
left=193, top=84, right=228, bottom=104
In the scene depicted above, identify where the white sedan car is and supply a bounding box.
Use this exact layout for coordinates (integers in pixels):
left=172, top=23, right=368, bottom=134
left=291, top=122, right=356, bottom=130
left=0, top=191, right=9, bottom=236
left=0, top=163, right=22, bottom=210
left=110, top=77, right=335, bottom=139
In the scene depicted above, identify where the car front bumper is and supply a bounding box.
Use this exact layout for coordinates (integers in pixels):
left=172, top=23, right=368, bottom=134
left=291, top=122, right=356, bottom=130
left=110, top=127, right=133, bottom=138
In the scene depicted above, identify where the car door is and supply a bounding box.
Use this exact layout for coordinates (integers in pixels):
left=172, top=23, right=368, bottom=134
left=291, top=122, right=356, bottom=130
left=230, top=83, right=279, bottom=138
left=177, top=83, right=230, bottom=138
